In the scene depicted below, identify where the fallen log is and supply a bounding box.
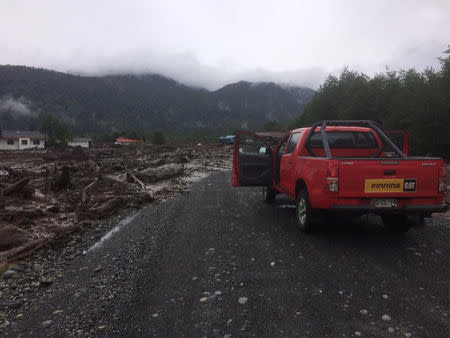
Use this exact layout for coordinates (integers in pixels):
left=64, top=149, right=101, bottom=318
left=126, top=172, right=147, bottom=191
left=0, top=225, right=33, bottom=251
left=50, top=166, right=71, bottom=191
left=136, top=163, right=184, bottom=183
left=87, top=159, right=100, bottom=173
left=3, top=178, right=30, bottom=196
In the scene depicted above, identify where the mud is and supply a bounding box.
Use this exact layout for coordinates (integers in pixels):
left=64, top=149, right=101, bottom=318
left=0, top=144, right=232, bottom=263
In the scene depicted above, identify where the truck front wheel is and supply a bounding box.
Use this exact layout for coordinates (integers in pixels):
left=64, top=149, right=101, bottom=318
left=382, top=214, right=410, bottom=233
left=296, top=188, right=314, bottom=233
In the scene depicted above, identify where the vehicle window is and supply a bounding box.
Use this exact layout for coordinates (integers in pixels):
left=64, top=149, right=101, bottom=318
left=355, top=132, right=378, bottom=148
left=239, top=135, right=269, bottom=155
left=386, top=133, right=403, bottom=150
left=285, top=132, right=301, bottom=154
left=278, top=137, right=289, bottom=157
left=310, top=131, right=378, bottom=149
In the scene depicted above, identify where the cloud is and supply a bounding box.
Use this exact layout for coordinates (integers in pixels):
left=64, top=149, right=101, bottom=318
left=0, top=95, right=35, bottom=118
left=0, top=0, right=448, bottom=90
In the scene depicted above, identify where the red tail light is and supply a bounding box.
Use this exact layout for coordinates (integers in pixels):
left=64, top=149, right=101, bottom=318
left=438, top=167, right=447, bottom=193
left=325, top=167, right=339, bottom=192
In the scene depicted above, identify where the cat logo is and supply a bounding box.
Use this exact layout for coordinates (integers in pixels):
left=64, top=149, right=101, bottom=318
left=365, top=179, right=417, bottom=193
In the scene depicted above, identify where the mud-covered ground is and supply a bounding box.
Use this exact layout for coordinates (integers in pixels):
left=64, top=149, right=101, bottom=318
left=1, top=171, right=449, bottom=337
left=0, top=144, right=232, bottom=263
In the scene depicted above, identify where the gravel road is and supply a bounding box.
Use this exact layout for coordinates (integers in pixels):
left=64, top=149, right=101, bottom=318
left=2, top=171, right=450, bottom=337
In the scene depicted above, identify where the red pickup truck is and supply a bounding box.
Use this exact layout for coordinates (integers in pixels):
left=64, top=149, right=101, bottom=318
left=232, top=120, right=448, bottom=233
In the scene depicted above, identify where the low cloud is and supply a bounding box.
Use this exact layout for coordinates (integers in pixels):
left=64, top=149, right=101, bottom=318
left=0, top=95, right=35, bottom=118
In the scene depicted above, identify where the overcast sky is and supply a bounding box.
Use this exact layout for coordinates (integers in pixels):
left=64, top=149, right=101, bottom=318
left=1, top=0, right=449, bottom=89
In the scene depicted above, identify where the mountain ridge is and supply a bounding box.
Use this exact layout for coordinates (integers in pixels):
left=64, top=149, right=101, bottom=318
left=0, top=65, right=315, bottom=138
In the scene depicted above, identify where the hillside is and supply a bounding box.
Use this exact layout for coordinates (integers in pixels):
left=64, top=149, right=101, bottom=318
left=0, top=66, right=314, bottom=138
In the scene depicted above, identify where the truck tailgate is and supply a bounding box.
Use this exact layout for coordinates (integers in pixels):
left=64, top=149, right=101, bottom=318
left=338, top=159, right=440, bottom=198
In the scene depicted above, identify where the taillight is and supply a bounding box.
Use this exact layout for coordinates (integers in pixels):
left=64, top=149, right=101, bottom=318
left=326, top=167, right=339, bottom=192
left=438, top=167, right=447, bottom=193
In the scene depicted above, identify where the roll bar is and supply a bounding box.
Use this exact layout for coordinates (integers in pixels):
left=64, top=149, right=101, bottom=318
left=304, top=120, right=406, bottom=159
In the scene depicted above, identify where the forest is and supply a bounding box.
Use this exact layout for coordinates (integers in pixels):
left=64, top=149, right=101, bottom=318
left=294, top=48, right=450, bottom=158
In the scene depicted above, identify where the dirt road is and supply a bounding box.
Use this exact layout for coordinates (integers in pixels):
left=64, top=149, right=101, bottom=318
left=2, top=171, right=449, bottom=337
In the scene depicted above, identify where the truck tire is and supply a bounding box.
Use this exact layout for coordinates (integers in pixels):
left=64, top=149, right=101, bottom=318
left=382, top=214, right=410, bottom=233
left=296, top=188, right=314, bottom=233
left=263, top=186, right=276, bottom=204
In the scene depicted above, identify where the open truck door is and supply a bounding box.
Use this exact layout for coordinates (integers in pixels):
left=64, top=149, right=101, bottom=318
left=385, top=130, right=410, bottom=156
left=232, top=132, right=274, bottom=187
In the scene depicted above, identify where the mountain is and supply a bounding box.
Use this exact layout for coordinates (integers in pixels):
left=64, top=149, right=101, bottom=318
left=0, top=65, right=315, bottom=138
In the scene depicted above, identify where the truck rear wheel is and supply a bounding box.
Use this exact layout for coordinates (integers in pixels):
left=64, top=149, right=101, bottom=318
left=382, top=214, right=410, bottom=233
left=296, top=188, right=314, bottom=233
left=263, top=186, right=276, bottom=204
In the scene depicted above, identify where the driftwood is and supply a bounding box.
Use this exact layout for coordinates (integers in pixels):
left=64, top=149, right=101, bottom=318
left=0, top=225, right=32, bottom=251
left=50, top=166, right=71, bottom=191
left=137, top=163, right=184, bottom=183
left=126, top=172, right=147, bottom=191
left=87, top=159, right=100, bottom=173
left=3, top=178, right=31, bottom=197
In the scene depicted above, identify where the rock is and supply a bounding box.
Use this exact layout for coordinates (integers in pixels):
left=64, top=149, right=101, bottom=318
left=53, top=310, right=64, bottom=315
left=94, top=266, right=102, bottom=272
left=405, top=333, right=412, bottom=337
left=152, top=313, right=159, bottom=318
left=388, top=327, right=394, bottom=333
left=42, top=320, right=52, bottom=327
left=382, top=294, right=389, bottom=299
left=97, top=325, right=106, bottom=330
left=215, top=291, right=222, bottom=295
left=270, top=262, right=276, bottom=267
left=381, top=314, right=391, bottom=321
left=354, top=331, right=362, bottom=336
left=199, top=297, right=208, bottom=303
left=238, top=297, right=248, bottom=305
left=360, top=309, right=368, bottom=315
left=2, top=269, right=17, bottom=280
left=0, top=225, right=32, bottom=251
left=40, top=278, right=53, bottom=287
left=9, top=300, right=23, bottom=309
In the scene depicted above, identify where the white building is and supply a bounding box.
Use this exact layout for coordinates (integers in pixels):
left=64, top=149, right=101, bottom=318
left=0, top=130, right=45, bottom=150
left=68, top=137, right=91, bottom=148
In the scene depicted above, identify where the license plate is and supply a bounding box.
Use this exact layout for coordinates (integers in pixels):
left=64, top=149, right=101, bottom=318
left=364, top=179, right=416, bottom=193
left=370, top=199, right=398, bottom=208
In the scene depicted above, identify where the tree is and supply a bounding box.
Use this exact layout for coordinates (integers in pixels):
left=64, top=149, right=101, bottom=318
left=262, top=120, right=285, bottom=131
left=39, top=113, right=71, bottom=146
left=151, top=131, right=166, bottom=145
left=295, top=47, right=450, bottom=158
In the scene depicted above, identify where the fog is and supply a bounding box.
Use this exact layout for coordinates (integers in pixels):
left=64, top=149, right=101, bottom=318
left=0, top=95, right=35, bottom=118
left=1, top=0, right=449, bottom=89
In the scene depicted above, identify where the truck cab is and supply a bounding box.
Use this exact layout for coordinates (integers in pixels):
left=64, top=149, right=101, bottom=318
left=232, top=120, right=447, bottom=233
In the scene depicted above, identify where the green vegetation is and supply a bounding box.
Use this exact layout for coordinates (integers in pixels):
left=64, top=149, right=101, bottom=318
left=262, top=120, right=287, bottom=132
left=150, top=131, right=166, bottom=145
left=39, top=113, right=71, bottom=146
left=293, top=48, right=450, bottom=158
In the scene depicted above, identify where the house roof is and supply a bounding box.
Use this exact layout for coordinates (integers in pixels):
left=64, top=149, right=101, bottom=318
left=115, top=137, right=144, bottom=143
left=1, top=130, right=45, bottom=140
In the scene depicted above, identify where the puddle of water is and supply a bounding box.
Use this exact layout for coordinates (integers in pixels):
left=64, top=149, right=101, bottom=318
left=85, top=211, right=140, bottom=253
